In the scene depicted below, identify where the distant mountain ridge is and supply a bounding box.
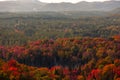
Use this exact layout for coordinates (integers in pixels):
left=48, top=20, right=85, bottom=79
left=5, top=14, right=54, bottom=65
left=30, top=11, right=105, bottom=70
left=112, top=7, right=120, bottom=13
left=0, top=0, right=120, bottom=12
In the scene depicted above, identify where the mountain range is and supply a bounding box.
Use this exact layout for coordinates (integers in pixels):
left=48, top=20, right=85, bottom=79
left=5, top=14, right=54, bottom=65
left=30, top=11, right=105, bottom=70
left=0, top=0, right=120, bottom=12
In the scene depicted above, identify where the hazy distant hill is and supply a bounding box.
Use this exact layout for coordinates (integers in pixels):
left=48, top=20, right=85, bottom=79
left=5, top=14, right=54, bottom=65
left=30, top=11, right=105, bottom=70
left=0, top=0, right=45, bottom=12
left=111, top=7, right=120, bottom=14
left=0, top=0, right=120, bottom=12
left=41, top=1, right=120, bottom=11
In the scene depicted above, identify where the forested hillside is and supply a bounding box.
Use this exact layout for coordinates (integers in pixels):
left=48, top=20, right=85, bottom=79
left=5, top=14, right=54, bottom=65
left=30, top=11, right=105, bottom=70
left=0, top=12, right=120, bottom=46
left=0, top=10, right=120, bottom=80
left=0, top=37, right=120, bottom=80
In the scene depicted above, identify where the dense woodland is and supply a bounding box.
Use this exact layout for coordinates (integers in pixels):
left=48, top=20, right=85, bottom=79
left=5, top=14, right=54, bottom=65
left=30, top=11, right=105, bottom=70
left=0, top=12, right=120, bottom=80
left=0, top=12, right=120, bottom=46
left=0, top=36, right=120, bottom=80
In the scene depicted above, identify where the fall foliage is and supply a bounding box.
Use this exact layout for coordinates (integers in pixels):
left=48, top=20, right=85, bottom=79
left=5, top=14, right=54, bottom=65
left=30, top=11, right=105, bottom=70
left=0, top=37, right=120, bottom=80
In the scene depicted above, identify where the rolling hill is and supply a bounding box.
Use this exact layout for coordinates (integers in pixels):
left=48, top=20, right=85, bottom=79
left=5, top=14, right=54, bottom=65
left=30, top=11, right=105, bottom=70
left=0, top=0, right=120, bottom=12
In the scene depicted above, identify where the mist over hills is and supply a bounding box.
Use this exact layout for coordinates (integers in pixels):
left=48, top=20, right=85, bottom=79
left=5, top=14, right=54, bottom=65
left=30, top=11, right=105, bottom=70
left=0, top=0, right=120, bottom=12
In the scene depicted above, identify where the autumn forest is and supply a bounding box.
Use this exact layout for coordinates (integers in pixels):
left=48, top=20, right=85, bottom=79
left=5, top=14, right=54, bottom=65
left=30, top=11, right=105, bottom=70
left=0, top=11, right=120, bottom=80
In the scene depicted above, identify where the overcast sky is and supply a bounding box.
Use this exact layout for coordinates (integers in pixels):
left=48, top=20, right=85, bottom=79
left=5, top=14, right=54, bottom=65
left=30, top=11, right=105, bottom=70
left=39, top=0, right=110, bottom=3
left=0, top=0, right=114, bottom=3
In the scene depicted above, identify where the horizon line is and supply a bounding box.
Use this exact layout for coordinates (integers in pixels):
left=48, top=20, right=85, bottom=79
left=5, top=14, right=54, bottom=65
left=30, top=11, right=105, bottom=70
left=0, top=0, right=115, bottom=4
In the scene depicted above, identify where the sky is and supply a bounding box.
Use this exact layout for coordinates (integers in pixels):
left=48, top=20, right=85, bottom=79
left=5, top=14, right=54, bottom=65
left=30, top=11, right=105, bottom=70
left=0, top=0, right=114, bottom=3
left=38, top=0, right=110, bottom=3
